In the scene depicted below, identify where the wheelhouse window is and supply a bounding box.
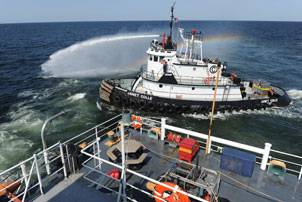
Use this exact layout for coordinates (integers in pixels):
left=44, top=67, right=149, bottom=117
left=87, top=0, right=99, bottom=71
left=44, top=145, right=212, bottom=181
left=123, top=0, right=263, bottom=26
left=159, top=56, right=164, bottom=61
left=154, top=55, right=158, bottom=62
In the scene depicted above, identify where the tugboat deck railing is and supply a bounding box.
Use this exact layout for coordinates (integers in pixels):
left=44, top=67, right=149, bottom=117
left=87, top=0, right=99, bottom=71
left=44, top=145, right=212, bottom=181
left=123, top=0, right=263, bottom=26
left=142, top=70, right=234, bottom=86
left=0, top=114, right=301, bottom=202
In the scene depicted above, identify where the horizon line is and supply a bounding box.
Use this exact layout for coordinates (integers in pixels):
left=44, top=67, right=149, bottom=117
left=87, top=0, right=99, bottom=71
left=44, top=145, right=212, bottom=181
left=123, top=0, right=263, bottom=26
left=1, top=18, right=302, bottom=25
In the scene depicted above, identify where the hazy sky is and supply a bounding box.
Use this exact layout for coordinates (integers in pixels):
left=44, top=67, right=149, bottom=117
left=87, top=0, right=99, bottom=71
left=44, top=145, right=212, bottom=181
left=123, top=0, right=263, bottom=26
left=1, top=0, right=302, bottom=23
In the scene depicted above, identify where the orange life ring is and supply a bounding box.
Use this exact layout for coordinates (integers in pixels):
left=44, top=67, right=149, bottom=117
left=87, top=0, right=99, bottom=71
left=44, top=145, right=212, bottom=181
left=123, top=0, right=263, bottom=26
left=131, top=115, right=142, bottom=122
left=131, top=121, right=142, bottom=129
left=153, top=182, right=191, bottom=202
left=167, top=132, right=175, bottom=142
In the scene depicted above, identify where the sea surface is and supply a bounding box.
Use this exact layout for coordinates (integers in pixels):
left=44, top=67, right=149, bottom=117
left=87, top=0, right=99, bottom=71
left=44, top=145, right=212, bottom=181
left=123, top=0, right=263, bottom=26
left=0, top=21, right=302, bottom=171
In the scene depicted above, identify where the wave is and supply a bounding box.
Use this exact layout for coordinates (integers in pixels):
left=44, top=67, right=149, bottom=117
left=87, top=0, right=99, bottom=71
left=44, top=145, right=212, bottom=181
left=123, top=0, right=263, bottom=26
left=183, top=89, right=302, bottom=120
left=41, top=33, right=159, bottom=78
left=0, top=106, right=38, bottom=171
left=287, top=89, right=302, bottom=100
left=183, top=108, right=300, bottom=120
left=0, top=132, right=34, bottom=171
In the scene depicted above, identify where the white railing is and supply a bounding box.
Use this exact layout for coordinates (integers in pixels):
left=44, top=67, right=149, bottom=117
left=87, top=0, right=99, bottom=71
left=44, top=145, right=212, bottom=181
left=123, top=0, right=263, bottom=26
left=0, top=142, right=67, bottom=202
left=0, top=114, right=122, bottom=202
left=80, top=124, right=210, bottom=202
left=142, top=70, right=233, bottom=86
left=80, top=116, right=302, bottom=202
left=1, top=113, right=301, bottom=202
left=159, top=118, right=302, bottom=180
left=63, top=114, right=122, bottom=145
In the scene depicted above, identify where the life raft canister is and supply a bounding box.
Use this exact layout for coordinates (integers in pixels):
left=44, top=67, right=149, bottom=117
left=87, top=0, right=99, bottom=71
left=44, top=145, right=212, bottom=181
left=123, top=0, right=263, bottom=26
left=153, top=182, right=191, bottom=202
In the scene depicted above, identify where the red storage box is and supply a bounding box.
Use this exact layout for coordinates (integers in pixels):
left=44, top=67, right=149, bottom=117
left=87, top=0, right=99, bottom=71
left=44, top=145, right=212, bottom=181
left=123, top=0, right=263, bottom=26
left=178, top=138, right=200, bottom=162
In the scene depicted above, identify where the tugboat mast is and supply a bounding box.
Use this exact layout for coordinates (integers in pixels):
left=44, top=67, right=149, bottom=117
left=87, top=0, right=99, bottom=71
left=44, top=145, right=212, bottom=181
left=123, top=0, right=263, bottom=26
left=169, top=2, right=176, bottom=41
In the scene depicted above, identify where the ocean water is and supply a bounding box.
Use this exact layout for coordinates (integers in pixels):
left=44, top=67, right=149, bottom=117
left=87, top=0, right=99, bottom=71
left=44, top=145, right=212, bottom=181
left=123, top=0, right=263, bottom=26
left=0, top=21, right=302, bottom=171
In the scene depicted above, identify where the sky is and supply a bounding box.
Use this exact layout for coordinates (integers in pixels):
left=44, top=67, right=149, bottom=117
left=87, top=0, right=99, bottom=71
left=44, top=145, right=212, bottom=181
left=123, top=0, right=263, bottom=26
left=1, top=0, right=302, bottom=23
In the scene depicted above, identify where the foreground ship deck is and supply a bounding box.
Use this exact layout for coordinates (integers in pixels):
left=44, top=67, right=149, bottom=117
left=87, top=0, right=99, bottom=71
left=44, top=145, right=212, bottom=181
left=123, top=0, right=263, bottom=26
left=0, top=114, right=301, bottom=202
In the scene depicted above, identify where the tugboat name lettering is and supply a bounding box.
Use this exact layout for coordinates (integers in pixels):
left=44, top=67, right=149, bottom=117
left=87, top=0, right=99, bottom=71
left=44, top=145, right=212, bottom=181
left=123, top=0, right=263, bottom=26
left=140, top=95, right=152, bottom=101
left=261, top=99, right=278, bottom=104
left=128, top=92, right=152, bottom=101
left=128, top=92, right=139, bottom=98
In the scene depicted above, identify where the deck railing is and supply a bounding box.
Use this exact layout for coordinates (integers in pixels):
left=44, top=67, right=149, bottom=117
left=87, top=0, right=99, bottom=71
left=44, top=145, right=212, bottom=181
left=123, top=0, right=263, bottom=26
left=142, top=70, right=233, bottom=86
left=0, top=114, right=122, bottom=202
left=80, top=123, right=210, bottom=202
left=0, top=142, right=66, bottom=202
left=80, top=116, right=302, bottom=202
left=159, top=118, right=302, bottom=180
left=117, top=116, right=302, bottom=180
left=0, top=114, right=301, bottom=202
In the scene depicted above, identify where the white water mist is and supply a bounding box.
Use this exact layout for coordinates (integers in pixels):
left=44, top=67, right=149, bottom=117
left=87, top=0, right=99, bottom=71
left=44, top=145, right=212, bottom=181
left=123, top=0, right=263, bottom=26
left=41, top=34, right=159, bottom=78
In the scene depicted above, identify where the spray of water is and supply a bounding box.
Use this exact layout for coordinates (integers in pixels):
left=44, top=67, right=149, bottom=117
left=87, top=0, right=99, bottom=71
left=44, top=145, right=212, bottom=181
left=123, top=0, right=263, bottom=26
left=41, top=34, right=159, bottom=78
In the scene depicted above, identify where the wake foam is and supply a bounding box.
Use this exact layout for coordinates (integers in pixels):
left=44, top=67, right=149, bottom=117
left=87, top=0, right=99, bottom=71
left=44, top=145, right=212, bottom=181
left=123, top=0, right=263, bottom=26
left=41, top=34, right=159, bottom=78
left=183, top=108, right=300, bottom=120
left=67, top=93, right=86, bottom=102
left=183, top=89, right=302, bottom=120
left=287, top=89, right=302, bottom=100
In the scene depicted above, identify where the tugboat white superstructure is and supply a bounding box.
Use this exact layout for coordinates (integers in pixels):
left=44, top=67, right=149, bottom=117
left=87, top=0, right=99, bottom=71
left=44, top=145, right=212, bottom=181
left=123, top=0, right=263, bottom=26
left=100, top=5, right=290, bottom=113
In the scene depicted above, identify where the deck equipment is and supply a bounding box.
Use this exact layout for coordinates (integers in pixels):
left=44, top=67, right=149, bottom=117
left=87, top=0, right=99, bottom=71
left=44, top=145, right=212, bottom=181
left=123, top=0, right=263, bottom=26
left=1, top=114, right=302, bottom=202
left=178, top=138, right=200, bottom=163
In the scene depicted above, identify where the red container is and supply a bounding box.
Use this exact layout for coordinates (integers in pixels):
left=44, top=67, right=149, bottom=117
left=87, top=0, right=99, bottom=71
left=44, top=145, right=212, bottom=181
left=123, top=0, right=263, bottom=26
left=178, top=138, right=200, bottom=162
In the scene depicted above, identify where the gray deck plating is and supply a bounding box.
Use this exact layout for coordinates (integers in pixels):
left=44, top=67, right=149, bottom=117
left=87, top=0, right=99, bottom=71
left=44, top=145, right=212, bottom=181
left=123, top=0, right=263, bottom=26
left=34, top=130, right=302, bottom=202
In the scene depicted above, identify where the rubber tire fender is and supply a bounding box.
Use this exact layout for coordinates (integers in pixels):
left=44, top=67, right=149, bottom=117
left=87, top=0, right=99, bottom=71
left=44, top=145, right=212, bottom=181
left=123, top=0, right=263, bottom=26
left=114, top=95, right=121, bottom=104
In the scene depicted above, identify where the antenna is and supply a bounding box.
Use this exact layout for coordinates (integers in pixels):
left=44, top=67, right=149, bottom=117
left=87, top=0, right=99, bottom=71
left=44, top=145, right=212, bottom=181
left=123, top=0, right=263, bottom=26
left=169, top=2, right=176, bottom=41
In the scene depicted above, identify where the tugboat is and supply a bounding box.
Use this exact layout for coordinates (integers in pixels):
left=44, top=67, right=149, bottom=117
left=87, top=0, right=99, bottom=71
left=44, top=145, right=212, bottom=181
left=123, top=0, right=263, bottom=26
left=99, top=5, right=291, bottom=113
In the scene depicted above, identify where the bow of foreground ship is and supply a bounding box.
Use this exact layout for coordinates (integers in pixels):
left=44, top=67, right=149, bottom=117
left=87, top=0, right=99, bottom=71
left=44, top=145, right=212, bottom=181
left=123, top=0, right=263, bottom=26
left=99, top=7, right=291, bottom=113
left=0, top=113, right=301, bottom=202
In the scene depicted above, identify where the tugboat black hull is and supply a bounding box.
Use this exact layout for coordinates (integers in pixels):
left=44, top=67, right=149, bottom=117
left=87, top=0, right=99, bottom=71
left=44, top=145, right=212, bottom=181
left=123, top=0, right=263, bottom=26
left=100, top=80, right=291, bottom=113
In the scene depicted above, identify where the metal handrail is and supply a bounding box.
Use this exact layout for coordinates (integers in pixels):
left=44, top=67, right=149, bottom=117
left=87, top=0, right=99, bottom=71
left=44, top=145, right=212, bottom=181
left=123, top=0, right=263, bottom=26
left=141, top=70, right=233, bottom=86
left=63, top=114, right=122, bottom=145
left=0, top=115, right=122, bottom=202
left=81, top=141, right=209, bottom=202
left=0, top=142, right=66, bottom=202
left=270, top=149, right=302, bottom=159
left=159, top=121, right=302, bottom=180
left=1, top=114, right=301, bottom=202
